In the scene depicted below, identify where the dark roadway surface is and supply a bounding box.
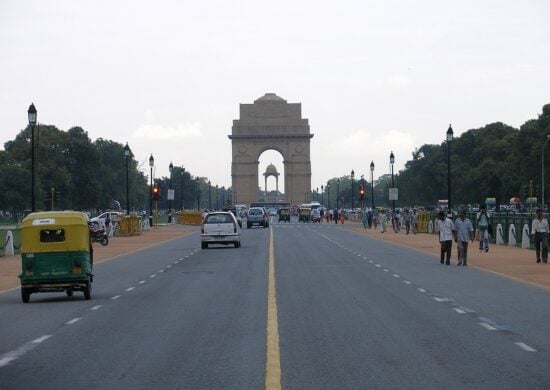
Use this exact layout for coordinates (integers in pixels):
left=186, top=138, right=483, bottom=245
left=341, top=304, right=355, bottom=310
left=0, top=218, right=549, bottom=389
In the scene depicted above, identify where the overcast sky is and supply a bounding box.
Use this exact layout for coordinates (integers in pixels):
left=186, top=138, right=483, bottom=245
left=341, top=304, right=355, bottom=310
left=1, top=1, right=549, bottom=192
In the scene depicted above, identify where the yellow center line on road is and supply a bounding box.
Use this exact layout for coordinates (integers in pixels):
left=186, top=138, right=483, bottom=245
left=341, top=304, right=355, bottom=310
left=265, top=227, right=282, bottom=390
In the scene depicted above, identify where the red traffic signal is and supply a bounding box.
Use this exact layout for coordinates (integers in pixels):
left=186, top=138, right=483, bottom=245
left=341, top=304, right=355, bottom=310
left=152, top=184, right=160, bottom=200
left=358, top=185, right=365, bottom=200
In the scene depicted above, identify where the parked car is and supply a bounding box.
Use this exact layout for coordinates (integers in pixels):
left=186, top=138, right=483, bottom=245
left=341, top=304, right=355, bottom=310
left=247, top=207, right=269, bottom=228
left=201, top=212, right=241, bottom=249
left=89, top=211, right=122, bottom=229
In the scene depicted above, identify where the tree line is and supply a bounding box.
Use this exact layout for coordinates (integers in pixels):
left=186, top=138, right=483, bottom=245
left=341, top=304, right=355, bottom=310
left=320, top=104, right=550, bottom=210
left=0, top=125, right=231, bottom=215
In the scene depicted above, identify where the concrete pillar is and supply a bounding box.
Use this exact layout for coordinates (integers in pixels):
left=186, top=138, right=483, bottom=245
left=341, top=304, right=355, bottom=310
left=5, top=231, right=14, bottom=256
left=508, top=224, right=517, bottom=246
left=496, top=223, right=505, bottom=245
left=522, top=224, right=531, bottom=249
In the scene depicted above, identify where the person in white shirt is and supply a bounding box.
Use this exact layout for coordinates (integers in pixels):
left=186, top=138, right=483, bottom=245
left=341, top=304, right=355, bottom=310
left=438, top=211, right=454, bottom=265
left=531, top=209, right=549, bottom=263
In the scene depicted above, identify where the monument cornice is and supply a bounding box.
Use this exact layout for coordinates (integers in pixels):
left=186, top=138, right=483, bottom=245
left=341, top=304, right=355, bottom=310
left=228, top=134, right=313, bottom=140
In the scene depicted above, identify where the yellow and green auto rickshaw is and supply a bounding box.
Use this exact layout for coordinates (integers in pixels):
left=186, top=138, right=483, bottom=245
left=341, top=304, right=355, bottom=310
left=19, top=211, right=93, bottom=303
left=278, top=208, right=291, bottom=223
left=298, top=207, right=311, bottom=223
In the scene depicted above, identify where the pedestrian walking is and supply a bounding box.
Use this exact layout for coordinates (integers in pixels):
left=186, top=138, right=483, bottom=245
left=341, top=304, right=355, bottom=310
left=438, top=211, right=454, bottom=265
left=453, top=209, right=474, bottom=266
left=476, top=205, right=490, bottom=252
left=379, top=209, right=387, bottom=233
left=373, top=208, right=379, bottom=230
left=334, top=208, right=339, bottom=224
left=531, top=209, right=549, bottom=263
left=404, top=209, right=412, bottom=234
left=361, top=208, right=368, bottom=229
left=339, top=208, right=345, bottom=224
left=411, top=209, right=418, bottom=234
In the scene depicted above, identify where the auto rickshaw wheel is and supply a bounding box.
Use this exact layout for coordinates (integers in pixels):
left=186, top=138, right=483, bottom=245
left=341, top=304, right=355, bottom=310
left=100, top=236, right=108, bottom=246
left=21, top=288, right=30, bottom=303
left=83, top=279, right=92, bottom=300
left=66, top=290, right=74, bottom=297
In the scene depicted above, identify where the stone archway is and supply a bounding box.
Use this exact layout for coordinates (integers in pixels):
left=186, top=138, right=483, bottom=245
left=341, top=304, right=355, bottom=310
left=229, top=93, right=313, bottom=206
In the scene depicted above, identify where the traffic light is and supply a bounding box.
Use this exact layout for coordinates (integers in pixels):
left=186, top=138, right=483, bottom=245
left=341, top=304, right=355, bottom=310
left=54, top=191, right=61, bottom=202
left=522, top=185, right=528, bottom=199
left=152, top=184, right=160, bottom=200
left=358, top=185, right=365, bottom=200
left=535, top=185, right=540, bottom=198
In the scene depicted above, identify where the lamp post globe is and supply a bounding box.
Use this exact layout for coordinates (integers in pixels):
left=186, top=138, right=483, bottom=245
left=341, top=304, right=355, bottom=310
left=447, top=125, right=453, bottom=216
left=124, top=143, right=130, bottom=215
left=27, top=103, right=37, bottom=212
left=149, top=154, right=154, bottom=227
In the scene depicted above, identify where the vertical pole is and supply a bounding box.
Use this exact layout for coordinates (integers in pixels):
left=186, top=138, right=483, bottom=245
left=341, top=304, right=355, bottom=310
left=31, top=123, right=36, bottom=212
left=149, top=167, right=153, bottom=227
left=125, top=156, right=129, bottom=214
left=448, top=141, right=451, bottom=215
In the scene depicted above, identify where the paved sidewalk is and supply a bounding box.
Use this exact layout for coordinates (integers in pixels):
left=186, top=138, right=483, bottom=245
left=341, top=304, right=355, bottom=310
left=0, top=224, right=197, bottom=293
left=341, top=221, right=550, bottom=290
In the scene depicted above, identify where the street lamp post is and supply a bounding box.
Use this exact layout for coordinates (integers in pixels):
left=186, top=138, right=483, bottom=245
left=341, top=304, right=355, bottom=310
left=542, top=135, right=550, bottom=210
left=327, top=183, right=330, bottom=209
left=180, top=167, right=185, bottom=210
left=27, top=103, right=37, bottom=212
left=168, top=162, right=173, bottom=223
left=196, top=177, right=200, bottom=210
left=390, top=152, right=395, bottom=213
left=370, top=161, right=375, bottom=209
left=336, top=179, right=340, bottom=210
left=124, top=143, right=130, bottom=215
left=149, top=154, right=154, bottom=227
left=208, top=180, right=211, bottom=210
left=216, top=185, right=219, bottom=210
left=447, top=125, right=454, bottom=216
left=351, top=170, right=355, bottom=210
left=321, top=185, right=324, bottom=207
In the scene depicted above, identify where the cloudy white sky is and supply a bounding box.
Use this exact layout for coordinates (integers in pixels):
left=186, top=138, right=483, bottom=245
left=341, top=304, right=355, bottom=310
left=1, top=1, right=549, bottom=191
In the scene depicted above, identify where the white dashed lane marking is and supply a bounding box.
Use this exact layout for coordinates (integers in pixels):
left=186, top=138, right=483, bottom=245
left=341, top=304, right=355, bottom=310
left=65, top=318, right=82, bottom=325
left=126, top=287, right=135, bottom=291
left=515, top=342, right=537, bottom=352
left=453, top=308, right=466, bottom=314
left=90, top=305, right=102, bottom=310
left=479, top=322, right=498, bottom=331
left=111, top=295, right=122, bottom=300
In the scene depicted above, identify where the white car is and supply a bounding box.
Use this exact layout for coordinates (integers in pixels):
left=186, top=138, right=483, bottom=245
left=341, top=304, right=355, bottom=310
left=89, top=211, right=122, bottom=229
left=201, top=211, right=241, bottom=249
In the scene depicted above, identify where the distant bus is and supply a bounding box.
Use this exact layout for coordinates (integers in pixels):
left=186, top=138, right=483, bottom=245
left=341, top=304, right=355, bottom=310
left=437, top=199, right=448, bottom=210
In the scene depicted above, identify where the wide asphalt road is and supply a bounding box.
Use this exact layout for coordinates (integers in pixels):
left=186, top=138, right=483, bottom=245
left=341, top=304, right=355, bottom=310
left=0, top=217, right=549, bottom=389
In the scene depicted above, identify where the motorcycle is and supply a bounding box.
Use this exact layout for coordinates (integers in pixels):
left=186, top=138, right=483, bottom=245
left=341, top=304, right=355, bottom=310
left=88, top=224, right=109, bottom=246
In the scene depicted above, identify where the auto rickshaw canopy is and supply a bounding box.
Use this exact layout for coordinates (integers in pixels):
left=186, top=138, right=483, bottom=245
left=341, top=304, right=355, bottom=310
left=21, top=211, right=90, bottom=254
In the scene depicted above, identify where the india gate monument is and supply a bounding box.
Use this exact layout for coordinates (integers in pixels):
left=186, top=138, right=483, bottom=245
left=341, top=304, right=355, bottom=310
left=229, top=93, right=313, bottom=206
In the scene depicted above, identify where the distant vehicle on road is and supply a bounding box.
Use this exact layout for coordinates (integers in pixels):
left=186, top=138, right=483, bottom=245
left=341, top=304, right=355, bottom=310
left=278, top=208, right=291, bottom=223
left=311, top=208, right=321, bottom=222
left=268, top=208, right=277, bottom=216
left=201, top=212, right=241, bottom=249
left=247, top=207, right=269, bottom=228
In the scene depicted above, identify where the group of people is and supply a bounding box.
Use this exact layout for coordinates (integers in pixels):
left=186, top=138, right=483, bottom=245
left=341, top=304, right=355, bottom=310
left=438, top=204, right=549, bottom=266
left=370, top=208, right=418, bottom=234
